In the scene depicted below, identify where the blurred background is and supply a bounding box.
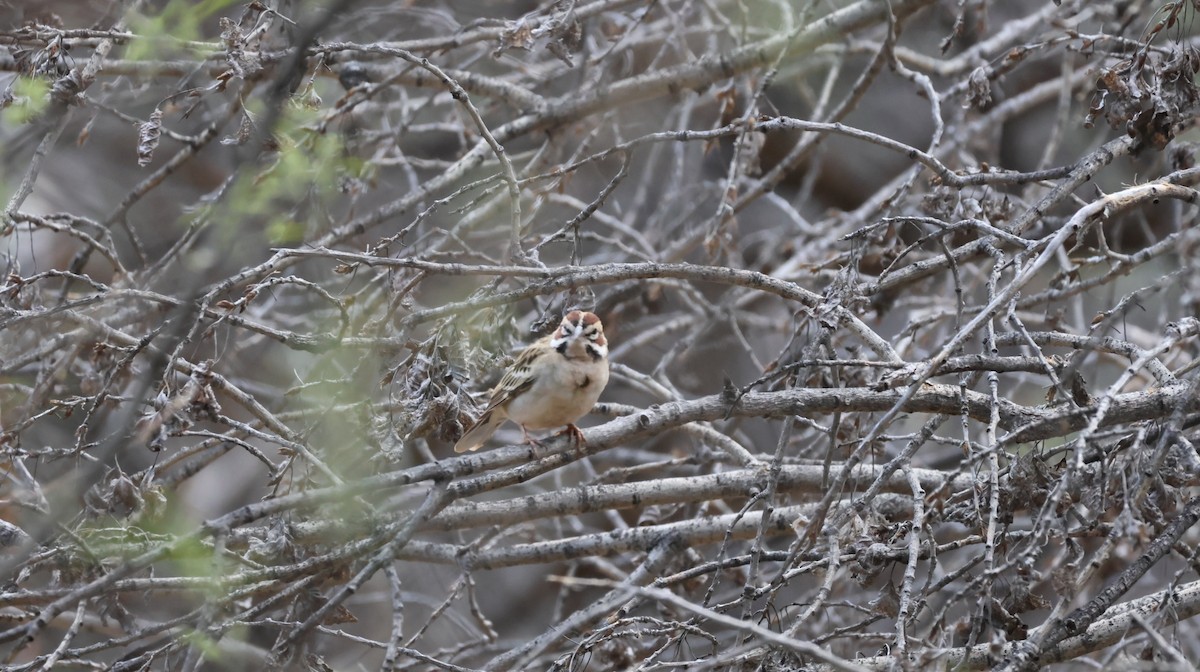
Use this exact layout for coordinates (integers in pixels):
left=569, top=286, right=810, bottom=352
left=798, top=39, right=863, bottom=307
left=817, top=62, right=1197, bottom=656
left=2, top=0, right=1200, bottom=669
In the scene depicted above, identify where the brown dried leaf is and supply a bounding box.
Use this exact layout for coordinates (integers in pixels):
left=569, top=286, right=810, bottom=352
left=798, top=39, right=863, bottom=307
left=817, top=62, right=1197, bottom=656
left=77, top=114, right=95, bottom=146
left=136, top=108, right=162, bottom=167
left=496, top=19, right=534, bottom=56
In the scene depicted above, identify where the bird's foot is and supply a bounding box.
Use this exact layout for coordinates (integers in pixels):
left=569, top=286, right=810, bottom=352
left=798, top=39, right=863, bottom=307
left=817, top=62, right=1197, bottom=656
left=558, top=423, right=587, bottom=448
left=520, top=426, right=544, bottom=448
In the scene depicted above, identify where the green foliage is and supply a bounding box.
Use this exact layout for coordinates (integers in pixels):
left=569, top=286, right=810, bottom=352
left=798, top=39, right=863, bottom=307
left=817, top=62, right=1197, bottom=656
left=224, top=105, right=358, bottom=228
left=266, top=217, right=306, bottom=244
left=2, top=76, right=50, bottom=125
left=76, top=525, right=172, bottom=567
left=124, top=0, right=240, bottom=63
left=164, top=532, right=220, bottom=584
left=179, top=628, right=226, bottom=664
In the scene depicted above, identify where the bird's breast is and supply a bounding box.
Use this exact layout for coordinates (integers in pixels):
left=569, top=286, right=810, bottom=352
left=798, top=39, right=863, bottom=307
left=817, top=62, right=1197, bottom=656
left=504, top=356, right=609, bottom=429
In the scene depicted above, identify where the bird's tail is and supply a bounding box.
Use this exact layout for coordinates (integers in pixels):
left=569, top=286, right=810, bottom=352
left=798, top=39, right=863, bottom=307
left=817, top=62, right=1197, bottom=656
left=453, top=410, right=506, bottom=452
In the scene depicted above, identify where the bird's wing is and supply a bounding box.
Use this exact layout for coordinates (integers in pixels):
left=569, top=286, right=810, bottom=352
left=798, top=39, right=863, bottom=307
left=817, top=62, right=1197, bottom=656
left=453, top=339, right=546, bottom=452
left=481, top=339, right=544, bottom=411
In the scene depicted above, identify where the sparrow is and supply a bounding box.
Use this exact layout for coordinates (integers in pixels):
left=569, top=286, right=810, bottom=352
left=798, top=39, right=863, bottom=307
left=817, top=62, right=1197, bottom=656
left=454, top=310, right=610, bottom=453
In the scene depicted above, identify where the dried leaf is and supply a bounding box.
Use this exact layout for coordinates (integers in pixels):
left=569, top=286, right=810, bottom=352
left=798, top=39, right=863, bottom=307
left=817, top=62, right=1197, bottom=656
left=77, top=113, right=96, bottom=146
left=136, top=108, right=162, bottom=167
